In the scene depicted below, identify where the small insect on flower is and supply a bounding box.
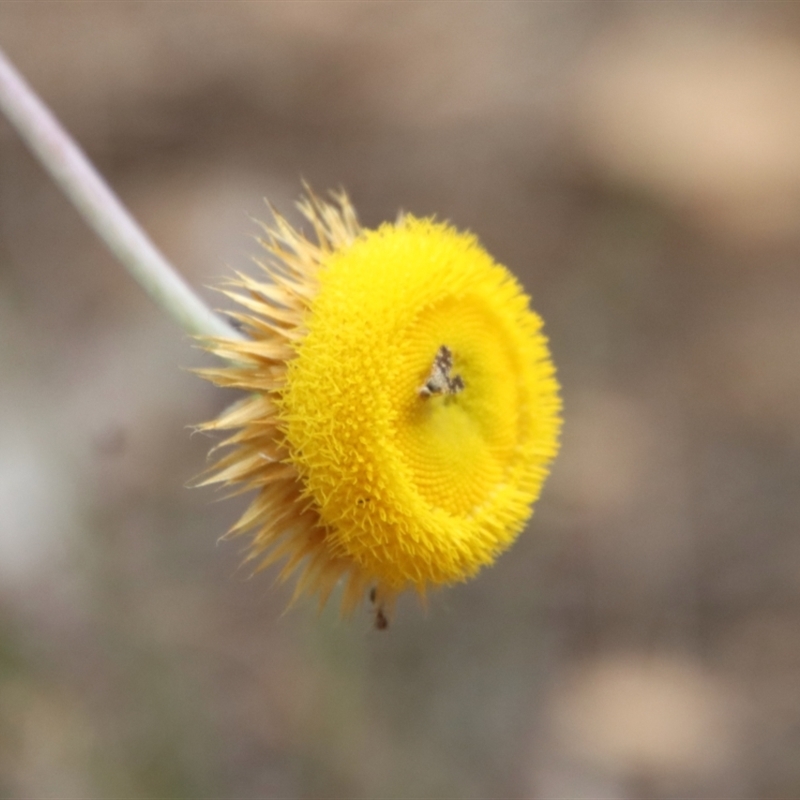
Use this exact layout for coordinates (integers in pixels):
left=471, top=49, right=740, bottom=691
left=195, top=189, right=562, bottom=628
left=418, top=345, right=464, bottom=399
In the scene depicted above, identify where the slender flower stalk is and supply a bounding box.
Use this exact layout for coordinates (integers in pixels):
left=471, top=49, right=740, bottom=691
left=0, top=46, right=238, bottom=341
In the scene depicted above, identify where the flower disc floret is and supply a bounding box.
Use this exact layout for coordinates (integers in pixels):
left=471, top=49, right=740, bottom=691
left=198, top=191, right=561, bottom=622
left=281, top=216, right=561, bottom=593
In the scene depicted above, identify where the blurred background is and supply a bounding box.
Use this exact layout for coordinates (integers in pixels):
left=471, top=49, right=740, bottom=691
left=1, top=2, right=800, bottom=797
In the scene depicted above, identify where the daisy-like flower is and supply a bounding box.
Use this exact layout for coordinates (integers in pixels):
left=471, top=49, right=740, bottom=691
left=197, top=190, right=561, bottom=627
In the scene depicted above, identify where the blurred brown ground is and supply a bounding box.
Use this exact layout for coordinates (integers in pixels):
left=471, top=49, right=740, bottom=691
left=1, top=3, right=800, bottom=798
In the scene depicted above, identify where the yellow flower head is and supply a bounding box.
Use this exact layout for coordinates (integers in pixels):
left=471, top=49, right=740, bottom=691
left=197, top=190, right=561, bottom=626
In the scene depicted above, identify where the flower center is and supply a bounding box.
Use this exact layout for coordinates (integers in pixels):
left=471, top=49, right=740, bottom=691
left=393, top=296, right=522, bottom=518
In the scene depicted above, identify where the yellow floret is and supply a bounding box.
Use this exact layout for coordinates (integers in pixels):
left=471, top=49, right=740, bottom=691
left=281, top=216, right=561, bottom=593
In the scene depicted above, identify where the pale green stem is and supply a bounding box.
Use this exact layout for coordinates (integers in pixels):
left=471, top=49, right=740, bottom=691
left=0, top=46, right=243, bottom=341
